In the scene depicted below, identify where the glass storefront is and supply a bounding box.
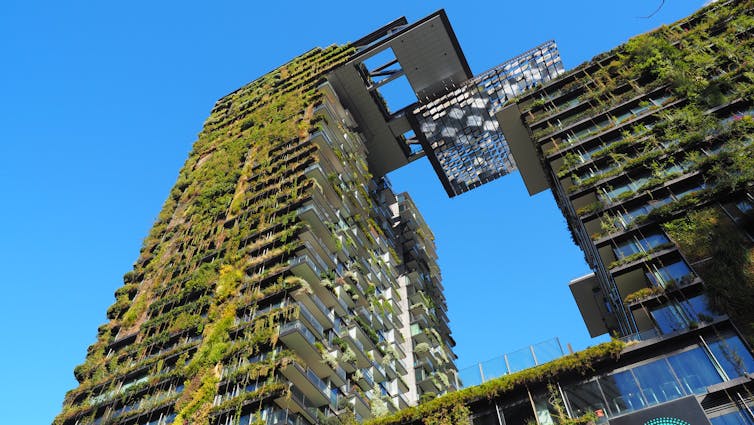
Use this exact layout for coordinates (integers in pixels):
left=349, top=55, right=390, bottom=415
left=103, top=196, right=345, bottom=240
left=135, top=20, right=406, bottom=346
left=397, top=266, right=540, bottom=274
left=564, top=333, right=754, bottom=419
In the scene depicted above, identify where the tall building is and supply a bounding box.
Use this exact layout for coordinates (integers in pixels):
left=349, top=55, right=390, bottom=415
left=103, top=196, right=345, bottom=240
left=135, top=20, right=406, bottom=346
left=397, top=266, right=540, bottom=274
left=369, top=2, right=754, bottom=425
left=499, top=0, right=754, bottom=343
left=54, top=10, right=563, bottom=425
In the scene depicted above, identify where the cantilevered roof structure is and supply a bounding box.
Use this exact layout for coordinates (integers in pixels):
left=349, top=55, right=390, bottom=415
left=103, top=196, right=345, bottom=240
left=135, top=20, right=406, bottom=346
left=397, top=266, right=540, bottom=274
left=412, top=41, right=564, bottom=196
left=328, top=11, right=564, bottom=196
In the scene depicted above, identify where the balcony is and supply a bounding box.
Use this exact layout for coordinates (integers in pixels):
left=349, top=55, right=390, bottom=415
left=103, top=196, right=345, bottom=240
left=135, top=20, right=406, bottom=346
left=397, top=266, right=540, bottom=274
left=279, top=321, right=321, bottom=368
left=344, top=329, right=371, bottom=368
left=394, top=357, right=408, bottom=375
left=292, top=291, right=334, bottom=331
left=348, top=391, right=371, bottom=419
left=297, top=304, right=324, bottom=337
left=289, top=254, right=325, bottom=286
left=536, top=88, right=675, bottom=148
left=372, top=360, right=387, bottom=382
left=275, top=386, right=319, bottom=424
left=355, top=368, right=375, bottom=391
left=348, top=322, right=376, bottom=351
left=309, top=131, right=345, bottom=176
left=264, top=409, right=308, bottom=425
left=613, top=259, right=697, bottom=303
left=417, top=373, right=441, bottom=394
left=281, top=362, right=330, bottom=407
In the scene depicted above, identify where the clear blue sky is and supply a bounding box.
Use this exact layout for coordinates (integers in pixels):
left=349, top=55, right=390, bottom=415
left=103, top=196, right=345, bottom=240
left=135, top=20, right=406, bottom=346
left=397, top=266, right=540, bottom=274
left=0, top=1, right=706, bottom=422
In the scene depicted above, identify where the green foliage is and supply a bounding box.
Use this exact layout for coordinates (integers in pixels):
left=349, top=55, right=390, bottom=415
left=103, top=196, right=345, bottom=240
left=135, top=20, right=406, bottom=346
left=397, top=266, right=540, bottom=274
left=366, top=341, right=624, bottom=425
left=663, top=208, right=754, bottom=341
left=622, top=35, right=679, bottom=80
left=56, top=45, right=358, bottom=425
left=624, top=287, right=665, bottom=304
left=575, top=201, right=603, bottom=217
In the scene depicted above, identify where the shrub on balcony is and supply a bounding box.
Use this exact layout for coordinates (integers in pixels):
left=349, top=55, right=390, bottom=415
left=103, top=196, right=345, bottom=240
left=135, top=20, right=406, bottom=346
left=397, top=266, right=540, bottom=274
left=624, top=287, right=665, bottom=304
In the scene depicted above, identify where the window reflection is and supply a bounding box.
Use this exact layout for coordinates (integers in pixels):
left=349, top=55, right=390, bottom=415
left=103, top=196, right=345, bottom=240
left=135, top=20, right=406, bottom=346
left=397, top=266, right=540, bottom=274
left=564, top=333, right=754, bottom=418
left=651, top=303, right=691, bottom=334
left=645, top=260, right=693, bottom=288
left=711, top=411, right=754, bottom=425
left=650, top=295, right=715, bottom=335
left=564, top=380, right=608, bottom=418
left=613, top=233, right=670, bottom=260
left=632, top=358, right=681, bottom=404
left=666, top=347, right=723, bottom=393
left=599, top=370, right=644, bottom=414
left=708, top=334, right=754, bottom=379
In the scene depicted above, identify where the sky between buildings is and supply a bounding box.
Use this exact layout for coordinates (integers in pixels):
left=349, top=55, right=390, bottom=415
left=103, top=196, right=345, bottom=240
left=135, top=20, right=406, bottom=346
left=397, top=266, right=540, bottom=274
left=0, top=0, right=707, bottom=422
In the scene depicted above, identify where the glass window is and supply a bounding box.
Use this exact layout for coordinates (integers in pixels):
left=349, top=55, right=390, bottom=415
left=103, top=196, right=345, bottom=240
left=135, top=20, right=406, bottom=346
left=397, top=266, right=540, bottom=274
left=614, top=239, right=641, bottom=259
left=711, top=411, right=754, bottom=425
left=502, top=398, right=537, bottom=425
left=651, top=302, right=691, bottom=334
left=599, top=370, right=645, bottom=415
left=604, top=184, right=633, bottom=201
left=641, top=233, right=670, bottom=250
left=651, top=95, right=672, bottom=106
left=674, top=184, right=706, bottom=200
left=632, top=358, right=683, bottom=404
left=646, top=260, right=693, bottom=287
left=683, top=294, right=715, bottom=323
left=737, top=200, right=753, bottom=214
left=629, top=176, right=650, bottom=191
left=708, top=334, right=754, bottom=379
left=564, top=380, right=609, bottom=419
left=631, top=105, right=650, bottom=115
left=533, top=397, right=556, bottom=425
left=667, top=347, right=723, bottom=394
left=614, top=111, right=633, bottom=124
left=613, top=233, right=670, bottom=259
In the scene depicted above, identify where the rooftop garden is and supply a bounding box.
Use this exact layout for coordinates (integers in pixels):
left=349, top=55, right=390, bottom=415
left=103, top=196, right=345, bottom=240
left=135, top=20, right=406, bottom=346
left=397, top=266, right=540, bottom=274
left=365, top=340, right=624, bottom=425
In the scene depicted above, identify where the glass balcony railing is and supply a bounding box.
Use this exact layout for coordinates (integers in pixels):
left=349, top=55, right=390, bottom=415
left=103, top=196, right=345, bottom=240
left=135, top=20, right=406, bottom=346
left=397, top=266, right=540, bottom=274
left=288, top=386, right=319, bottom=421
left=289, top=254, right=322, bottom=278
left=265, top=409, right=307, bottom=425
left=347, top=329, right=365, bottom=353
left=457, top=338, right=565, bottom=387
left=372, top=360, right=386, bottom=377
left=619, top=329, right=660, bottom=343
left=280, top=321, right=317, bottom=347
left=363, top=369, right=375, bottom=386
left=308, top=293, right=334, bottom=326
left=298, top=304, right=324, bottom=336
left=296, top=362, right=329, bottom=395
left=332, top=363, right=347, bottom=384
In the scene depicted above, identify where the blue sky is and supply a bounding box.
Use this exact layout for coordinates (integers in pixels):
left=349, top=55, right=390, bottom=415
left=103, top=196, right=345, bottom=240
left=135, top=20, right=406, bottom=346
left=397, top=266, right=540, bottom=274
left=0, top=1, right=706, bottom=422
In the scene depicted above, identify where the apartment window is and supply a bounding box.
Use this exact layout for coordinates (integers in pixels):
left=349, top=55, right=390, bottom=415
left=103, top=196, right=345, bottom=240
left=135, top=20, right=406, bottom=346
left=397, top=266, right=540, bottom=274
left=708, top=334, right=754, bottom=379
left=565, top=333, right=754, bottom=419
left=666, top=347, right=723, bottom=393
left=564, top=380, right=608, bottom=418
left=651, top=302, right=691, bottom=334
left=618, top=196, right=672, bottom=227
left=650, top=295, right=713, bottom=334
left=645, top=260, right=693, bottom=288
left=673, top=182, right=706, bottom=200
left=602, top=184, right=634, bottom=202
left=599, top=370, right=644, bottom=414
left=613, top=233, right=670, bottom=259
left=736, top=200, right=753, bottom=214
left=638, top=358, right=686, bottom=404
left=710, top=410, right=754, bottom=425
